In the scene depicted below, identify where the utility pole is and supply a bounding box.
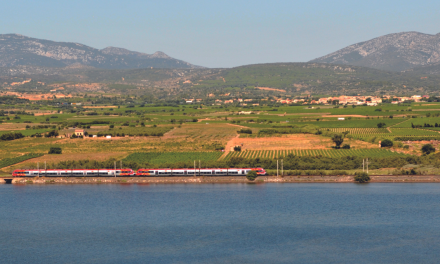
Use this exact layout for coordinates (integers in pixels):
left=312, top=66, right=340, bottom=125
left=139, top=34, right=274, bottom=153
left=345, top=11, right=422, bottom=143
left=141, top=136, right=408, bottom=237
left=363, top=159, right=365, bottom=172
left=277, top=160, right=279, bottom=177
left=199, top=160, right=201, bottom=175
left=120, top=160, right=122, bottom=170
left=37, top=162, right=39, bottom=177
left=45, top=161, right=46, bottom=177
left=114, top=161, right=116, bottom=177
left=194, top=160, right=196, bottom=177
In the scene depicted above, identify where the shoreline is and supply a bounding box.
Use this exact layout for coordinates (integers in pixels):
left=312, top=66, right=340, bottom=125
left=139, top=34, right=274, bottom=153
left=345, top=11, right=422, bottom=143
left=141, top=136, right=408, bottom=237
left=3, top=175, right=440, bottom=184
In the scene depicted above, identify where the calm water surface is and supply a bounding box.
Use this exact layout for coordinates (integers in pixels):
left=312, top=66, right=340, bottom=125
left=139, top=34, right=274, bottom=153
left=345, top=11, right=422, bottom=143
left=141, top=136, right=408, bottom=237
left=1, top=183, right=440, bottom=263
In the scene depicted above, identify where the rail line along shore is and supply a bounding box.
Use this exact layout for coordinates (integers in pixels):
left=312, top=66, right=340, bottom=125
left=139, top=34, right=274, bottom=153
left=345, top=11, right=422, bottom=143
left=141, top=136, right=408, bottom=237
left=3, top=175, right=440, bottom=184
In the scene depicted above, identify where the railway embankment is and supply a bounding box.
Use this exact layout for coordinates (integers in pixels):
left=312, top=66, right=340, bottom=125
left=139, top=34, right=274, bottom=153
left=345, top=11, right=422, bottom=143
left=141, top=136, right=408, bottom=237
left=3, top=175, right=440, bottom=184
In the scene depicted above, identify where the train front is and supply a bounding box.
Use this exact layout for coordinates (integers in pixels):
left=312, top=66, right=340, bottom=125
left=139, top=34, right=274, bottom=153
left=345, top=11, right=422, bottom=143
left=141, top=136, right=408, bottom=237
left=119, top=169, right=136, bottom=176
left=256, top=168, right=266, bottom=176
left=12, top=170, right=26, bottom=177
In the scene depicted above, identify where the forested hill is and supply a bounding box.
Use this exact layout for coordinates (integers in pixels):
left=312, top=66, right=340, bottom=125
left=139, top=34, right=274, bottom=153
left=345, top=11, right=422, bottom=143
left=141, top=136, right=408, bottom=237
left=189, top=63, right=440, bottom=95
left=2, top=63, right=440, bottom=96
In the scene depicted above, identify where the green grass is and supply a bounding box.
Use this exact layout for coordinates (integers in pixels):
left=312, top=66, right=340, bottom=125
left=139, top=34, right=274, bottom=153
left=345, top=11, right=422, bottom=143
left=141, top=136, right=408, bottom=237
left=0, top=153, right=44, bottom=169
left=0, top=129, right=53, bottom=137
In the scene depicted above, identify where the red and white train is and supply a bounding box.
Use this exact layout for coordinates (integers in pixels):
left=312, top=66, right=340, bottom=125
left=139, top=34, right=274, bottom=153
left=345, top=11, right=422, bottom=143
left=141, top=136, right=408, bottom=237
left=12, top=169, right=135, bottom=177
left=12, top=168, right=266, bottom=177
left=136, top=168, right=266, bottom=176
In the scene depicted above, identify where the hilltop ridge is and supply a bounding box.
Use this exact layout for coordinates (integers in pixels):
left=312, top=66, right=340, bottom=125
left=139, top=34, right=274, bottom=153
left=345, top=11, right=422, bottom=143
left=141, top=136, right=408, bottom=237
left=0, top=34, right=202, bottom=69
left=311, top=31, right=440, bottom=72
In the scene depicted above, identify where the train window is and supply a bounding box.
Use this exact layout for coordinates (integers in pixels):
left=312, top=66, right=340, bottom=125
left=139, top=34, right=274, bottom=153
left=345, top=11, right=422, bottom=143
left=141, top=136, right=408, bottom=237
left=229, top=171, right=238, bottom=174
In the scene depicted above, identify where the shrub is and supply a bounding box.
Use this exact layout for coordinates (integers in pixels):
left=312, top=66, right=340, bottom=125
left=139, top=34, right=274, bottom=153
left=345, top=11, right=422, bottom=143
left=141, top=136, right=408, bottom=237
left=421, top=144, right=435, bottom=155
left=342, top=144, right=351, bottom=149
left=238, top=129, right=252, bottom=134
left=246, top=170, right=258, bottom=181
left=377, top=122, right=386, bottom=128
left=381, top=139, right=393, bottom=148
left=48, top=147, right=62, bottom=154
left=354, top=172, right=370, bottom=183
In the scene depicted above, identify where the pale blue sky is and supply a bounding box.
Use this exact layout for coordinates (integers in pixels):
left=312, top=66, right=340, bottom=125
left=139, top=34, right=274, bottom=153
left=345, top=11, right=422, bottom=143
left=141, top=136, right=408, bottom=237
left=1, top=0, right=439, bottom=68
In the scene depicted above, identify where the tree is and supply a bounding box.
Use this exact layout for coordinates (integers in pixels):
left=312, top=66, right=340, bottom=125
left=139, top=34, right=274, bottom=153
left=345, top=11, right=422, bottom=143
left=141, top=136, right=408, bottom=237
left=421, top=144, right=435, bottom=155
left=332, top=134, right=344, bottom=148
left=354, top=172, right=370, bottom=183
left=246, top=170, right=258, bottom=181
left=48, top=147, right=62, bottom=154
left=377, top=122, right=386, bottom=128
left=234, top=146, right=242, bottom=151
left=46, top=130, right=59, bottom=138
left=381, top=139, right=393, bottom=148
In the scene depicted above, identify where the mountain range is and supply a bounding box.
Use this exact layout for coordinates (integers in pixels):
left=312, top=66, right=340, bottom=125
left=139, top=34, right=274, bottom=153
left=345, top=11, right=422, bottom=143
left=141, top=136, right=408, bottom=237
left=0, top=34, right=201, bottom=69
left=311, top=31, right=440, bottom=72
left=2, top=32, right=440, bottom=74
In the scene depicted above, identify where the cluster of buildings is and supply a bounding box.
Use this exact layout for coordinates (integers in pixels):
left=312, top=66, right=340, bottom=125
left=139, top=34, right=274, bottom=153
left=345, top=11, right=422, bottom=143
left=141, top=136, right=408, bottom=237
left=388, top=95, right=429, bottom=104
left=184, top=94, right=431, bottom=106
left=278, top=95, right=430, bottom=106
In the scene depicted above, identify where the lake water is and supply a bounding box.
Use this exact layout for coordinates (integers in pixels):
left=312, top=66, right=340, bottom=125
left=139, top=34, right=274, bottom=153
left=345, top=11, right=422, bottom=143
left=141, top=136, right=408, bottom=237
left=1, top=183, right=440, bottom=263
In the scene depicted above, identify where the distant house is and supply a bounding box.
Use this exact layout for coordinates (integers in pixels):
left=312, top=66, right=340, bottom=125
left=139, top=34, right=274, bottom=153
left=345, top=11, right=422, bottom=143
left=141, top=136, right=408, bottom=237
left=74, top=129, right=84, bottom=137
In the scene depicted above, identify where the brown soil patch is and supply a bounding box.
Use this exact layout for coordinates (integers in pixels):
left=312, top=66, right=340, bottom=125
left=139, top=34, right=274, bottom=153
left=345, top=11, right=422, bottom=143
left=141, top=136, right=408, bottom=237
left=0, top=123, right=30, bottom=130
left=413, top=109, right=440, bottom=111
left=322, top=115, right=368, bottom=118
left=83, top=106, right=117, bottom=108
left=256, top=87, right=286, bottom=93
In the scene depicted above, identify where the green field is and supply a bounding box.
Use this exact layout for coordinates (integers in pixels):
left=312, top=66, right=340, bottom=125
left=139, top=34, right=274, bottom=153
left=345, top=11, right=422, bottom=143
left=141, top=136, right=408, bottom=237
left=0, top=153, right=44, bottom=169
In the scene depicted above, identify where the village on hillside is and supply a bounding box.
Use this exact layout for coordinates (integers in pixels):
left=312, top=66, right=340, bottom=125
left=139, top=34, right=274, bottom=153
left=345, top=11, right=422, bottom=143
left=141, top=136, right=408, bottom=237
left=184, top=94, right=430, bottom=106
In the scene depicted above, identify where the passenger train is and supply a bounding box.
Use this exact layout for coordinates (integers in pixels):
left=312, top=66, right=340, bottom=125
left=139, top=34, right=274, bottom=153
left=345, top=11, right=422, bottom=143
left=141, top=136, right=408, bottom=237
left=12, top=169, right=135, bottom=177
left=12, top=168, right=266, bottom=177
left=136, top=168, right=266, bottom=176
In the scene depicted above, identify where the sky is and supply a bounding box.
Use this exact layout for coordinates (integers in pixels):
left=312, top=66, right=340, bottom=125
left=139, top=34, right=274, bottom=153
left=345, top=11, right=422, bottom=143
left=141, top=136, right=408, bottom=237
left=1, top=0, right=440, bottom=68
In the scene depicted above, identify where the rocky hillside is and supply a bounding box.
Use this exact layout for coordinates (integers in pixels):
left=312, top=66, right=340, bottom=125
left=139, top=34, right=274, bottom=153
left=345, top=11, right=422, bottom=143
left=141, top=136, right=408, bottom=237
left=0, top=34, right=202, bottom=69
left=310, top=31, right=440, bottom=72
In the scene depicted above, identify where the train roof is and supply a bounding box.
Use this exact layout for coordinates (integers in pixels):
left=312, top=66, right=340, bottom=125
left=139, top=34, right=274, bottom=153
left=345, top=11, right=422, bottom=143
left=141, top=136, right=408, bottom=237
left=13, top=169, right=133, bottom=171
left=137, top=168, right=264, bottom=170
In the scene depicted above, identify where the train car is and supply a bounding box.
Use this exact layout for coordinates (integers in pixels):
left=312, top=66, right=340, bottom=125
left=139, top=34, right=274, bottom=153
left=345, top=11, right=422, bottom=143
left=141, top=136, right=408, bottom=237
left=136, top=168, right=266, bottom=176
left=12, top=169, right=135, bottom=177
